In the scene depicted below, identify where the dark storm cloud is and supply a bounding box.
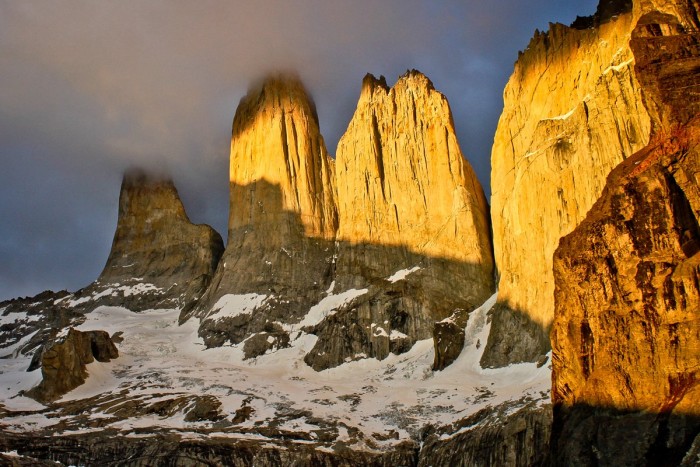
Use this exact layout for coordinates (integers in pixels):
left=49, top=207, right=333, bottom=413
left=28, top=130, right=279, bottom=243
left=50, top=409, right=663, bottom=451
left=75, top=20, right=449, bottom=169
left=0, top=1, right=598, bottom=301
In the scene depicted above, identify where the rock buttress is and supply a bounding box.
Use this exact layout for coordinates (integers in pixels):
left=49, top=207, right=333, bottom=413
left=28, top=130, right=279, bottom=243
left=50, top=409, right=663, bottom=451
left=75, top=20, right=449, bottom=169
left=484, top=0, right=700, bottom=367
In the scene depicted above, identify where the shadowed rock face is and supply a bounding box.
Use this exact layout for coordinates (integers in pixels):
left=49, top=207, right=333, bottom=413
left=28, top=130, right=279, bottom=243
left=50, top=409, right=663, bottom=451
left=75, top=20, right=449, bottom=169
left=551, top=6, right=700, bottom=463
left=89, top=169, right=224, bottom=313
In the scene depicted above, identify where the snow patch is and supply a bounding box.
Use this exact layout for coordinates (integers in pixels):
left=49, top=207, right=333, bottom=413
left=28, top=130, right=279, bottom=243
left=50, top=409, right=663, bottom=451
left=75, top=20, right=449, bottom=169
left=0, top=291, right=551, bottom=445
left=603, top=58, right=634, bottom=75
left=0, top=312, right=27, bottom=326
left=543, top=106, right=577, bottom=121
left=386, top=266, right=421, bottom=283
left=207, top=294, right=268, bottom=321
left=295, top=288, right=368, bottom=328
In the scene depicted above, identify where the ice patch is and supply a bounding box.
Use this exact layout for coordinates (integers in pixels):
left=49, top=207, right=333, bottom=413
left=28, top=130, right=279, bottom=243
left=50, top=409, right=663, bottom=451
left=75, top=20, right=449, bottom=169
left=207, top=294, right=269, bottom=321
left=386, top=266, right=421, bottom=283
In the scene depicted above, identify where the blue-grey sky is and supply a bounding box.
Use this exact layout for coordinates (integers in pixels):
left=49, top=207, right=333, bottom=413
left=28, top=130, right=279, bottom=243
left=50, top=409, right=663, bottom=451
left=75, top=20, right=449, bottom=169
left=0, top=1, right=598, bottom=301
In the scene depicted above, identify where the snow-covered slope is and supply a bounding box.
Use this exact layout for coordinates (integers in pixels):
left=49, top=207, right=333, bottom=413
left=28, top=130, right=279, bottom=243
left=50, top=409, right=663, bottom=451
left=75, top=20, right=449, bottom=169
left=0, top=289, right=549, bottom=454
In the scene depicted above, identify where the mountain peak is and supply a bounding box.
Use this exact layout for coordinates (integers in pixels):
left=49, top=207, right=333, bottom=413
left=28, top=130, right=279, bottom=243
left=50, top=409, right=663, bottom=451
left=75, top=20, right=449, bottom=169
left=96, top=168, right=223, bottom=312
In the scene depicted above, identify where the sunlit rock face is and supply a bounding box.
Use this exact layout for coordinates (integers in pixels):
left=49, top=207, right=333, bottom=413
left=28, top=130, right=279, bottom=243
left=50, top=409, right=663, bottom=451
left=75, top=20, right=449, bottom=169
left=193, top=74, right=339, bottom=352
left=483, top=0, right=700, bottom=367
left=227, top=74, right=338, bottom=242
left=303, top=72, right=494, bottom=370
left=335, top=72, right=493, bottom=277
left=551, top=5, right=700, bottom=463
left=89, top=169, right=224, bottom=312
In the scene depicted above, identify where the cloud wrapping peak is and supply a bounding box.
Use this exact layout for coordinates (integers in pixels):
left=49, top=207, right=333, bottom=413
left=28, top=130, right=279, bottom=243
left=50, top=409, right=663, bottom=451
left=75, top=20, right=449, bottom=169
left=0, top=1, right=597, bottom=300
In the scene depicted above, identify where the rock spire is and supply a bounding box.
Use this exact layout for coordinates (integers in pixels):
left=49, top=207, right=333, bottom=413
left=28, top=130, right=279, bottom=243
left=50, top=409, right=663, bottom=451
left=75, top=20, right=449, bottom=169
left=90, top=168, right=224, bottom=312
left=193, top=73, right=338, bottom=352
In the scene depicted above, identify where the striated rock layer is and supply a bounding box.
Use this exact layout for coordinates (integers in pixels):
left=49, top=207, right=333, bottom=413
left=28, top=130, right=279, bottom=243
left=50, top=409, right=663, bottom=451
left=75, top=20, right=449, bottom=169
left=193, top=74, right=338, bottom=353
left=89, top=169, right=224, bottom=313
left=485, top=0, right=700, bottom=367
left=305, top=71, right=494, bottom=370
left=551, top=6, right=700, bottom=463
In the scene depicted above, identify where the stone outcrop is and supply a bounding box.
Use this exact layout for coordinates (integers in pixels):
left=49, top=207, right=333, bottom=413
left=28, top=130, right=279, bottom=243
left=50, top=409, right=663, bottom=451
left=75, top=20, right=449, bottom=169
left=193, top=74, right=338, bottom=353
left=304, top=72, right=494, bottom=370
left=485, top=0, right=700, bottom=368
left=0, top=290, right=81, bottom=360
left=551, top=6, right=700, bottom=463
left=87, top=169, right=224, bottom=313
left=419, top=403, right=552, bottom=467
left=432, top=309, right=470, bottom=371
left=27, top=328, right=119, bottom=403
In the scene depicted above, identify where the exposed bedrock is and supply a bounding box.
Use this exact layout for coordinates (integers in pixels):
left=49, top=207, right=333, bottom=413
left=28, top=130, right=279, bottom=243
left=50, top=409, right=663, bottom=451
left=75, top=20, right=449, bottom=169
left=194, top=71, right=494, bottom=369
left=551, top=5, right=700, bottom=463
left=26, top=328, right=119, bottom=403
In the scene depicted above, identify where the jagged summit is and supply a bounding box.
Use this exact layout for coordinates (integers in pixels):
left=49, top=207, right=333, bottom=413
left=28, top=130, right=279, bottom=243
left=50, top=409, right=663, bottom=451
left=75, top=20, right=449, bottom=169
left=306, top=70, right=495, bottom=371
left=336, top=68, right=491, bottom=267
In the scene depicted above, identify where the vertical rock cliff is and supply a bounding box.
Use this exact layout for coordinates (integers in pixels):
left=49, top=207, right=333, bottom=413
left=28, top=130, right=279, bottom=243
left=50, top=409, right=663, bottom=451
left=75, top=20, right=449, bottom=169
left=551, top=5, right=700, bottom=463
left=485, top=0, right=700, bottom=367
left=305, top=71, right=494, bottom=370
left=194, top=74, right=338, bottom=353
left=84, top=168, right=224, bottom=312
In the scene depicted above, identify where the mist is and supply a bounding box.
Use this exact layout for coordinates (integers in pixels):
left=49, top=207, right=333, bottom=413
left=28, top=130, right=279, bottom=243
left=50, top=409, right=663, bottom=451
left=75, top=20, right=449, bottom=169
left=0, top=1, right=598, bottom=301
